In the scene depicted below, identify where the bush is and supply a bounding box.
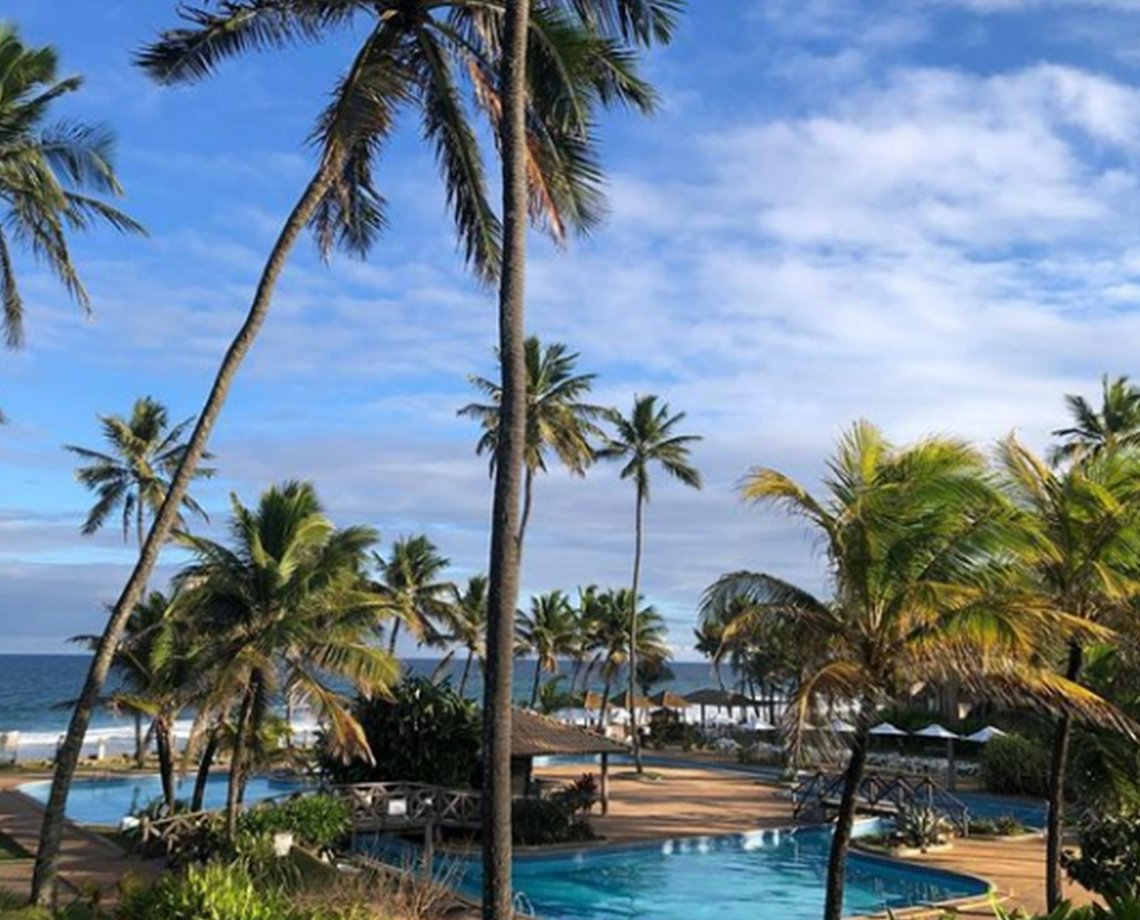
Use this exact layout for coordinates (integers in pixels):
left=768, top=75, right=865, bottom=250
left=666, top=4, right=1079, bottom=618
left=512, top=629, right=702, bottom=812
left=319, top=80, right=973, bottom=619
left=980, top=734, right=1049, bottom=797
left=898, top=806, right=950, bottom=851
left=512, top=797, right=595, bottom=846
left=238, top=795, right=349, bottom=852
left=1064, top=810, right=1140, bottom=901
left=117, top=863, right=292, bottom=920
left=552, top=774, right=598, bottom=817
left=319, top=678, right=480, bottom=789
left=968, top=816, right=1029, bottom=837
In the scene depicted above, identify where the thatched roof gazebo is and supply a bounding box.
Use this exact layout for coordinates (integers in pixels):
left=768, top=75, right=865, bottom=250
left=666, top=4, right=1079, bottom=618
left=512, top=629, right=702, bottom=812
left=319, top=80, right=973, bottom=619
left=511, top=709, right=628, bottom=814
left=684, top=688, right=755, bottom=727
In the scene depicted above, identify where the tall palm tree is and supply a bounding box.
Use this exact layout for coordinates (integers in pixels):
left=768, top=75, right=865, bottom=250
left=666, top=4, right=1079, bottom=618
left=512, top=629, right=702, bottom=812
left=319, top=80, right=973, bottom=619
left=703, top=422, right=1134, bottom=920
left=1052, top=374, right=1140, bottom=466
left=448, top=575, right=488, bottom=697
left=459, top=336, right=606, bottom=545
left=516, top=590, right=577, bottom=706
left=599, top=394, right=700, bottom=771
left=998, top=436, right=1140, bottom=909
left=0, top=24, right=142, bottom=362
left=34, top=5, right=656, bottom=901
left=373, top=535, right=454, bottom=656
left=66, top=397, right=214, bottom=547
left=174, top=481, right=397, bottom=838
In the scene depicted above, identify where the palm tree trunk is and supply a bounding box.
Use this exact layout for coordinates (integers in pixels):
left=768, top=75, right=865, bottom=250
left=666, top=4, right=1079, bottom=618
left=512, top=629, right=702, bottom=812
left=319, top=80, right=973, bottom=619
left=387, top=620, right=401, bottom=656
left=133, top=713, right=145, bottom=768
left=628, top=492, right=645, bottom=773
left=482, top=3, right=531, bottom=915
left=30, top=164, right=339, bottom=906
left=823, top=721, right=872, bottom=920
left=191, top=729, right=220, bottom=813
left=459, top=650, right=475, bottom=698
left=530, top=659, right=542, bottom=708
left=226, top=686, right=257, bottom=840
left=518, top=466, right=534, bottom=547
left=1046, top=642, right=1084, bottom=911
left=600, top=672, right=613, bottom=731
left=156, top=718, right=176, bottom=809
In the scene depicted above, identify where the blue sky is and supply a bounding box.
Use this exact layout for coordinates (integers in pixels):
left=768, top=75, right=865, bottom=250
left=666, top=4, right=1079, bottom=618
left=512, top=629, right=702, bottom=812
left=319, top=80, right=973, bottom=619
left=4, top=0, right=1140, bottom=655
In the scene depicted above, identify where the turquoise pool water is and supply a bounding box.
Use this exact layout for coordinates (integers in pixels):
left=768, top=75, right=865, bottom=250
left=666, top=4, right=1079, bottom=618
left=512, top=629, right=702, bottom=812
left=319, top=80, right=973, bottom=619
left=19, top=774, right=303, bottom=825
left=363, top=825, right=989, bottom=920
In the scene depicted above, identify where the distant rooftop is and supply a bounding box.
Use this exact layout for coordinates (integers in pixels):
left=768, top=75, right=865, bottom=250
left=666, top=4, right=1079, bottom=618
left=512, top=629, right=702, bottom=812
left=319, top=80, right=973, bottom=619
left=511, top=708, right=627, bottom=758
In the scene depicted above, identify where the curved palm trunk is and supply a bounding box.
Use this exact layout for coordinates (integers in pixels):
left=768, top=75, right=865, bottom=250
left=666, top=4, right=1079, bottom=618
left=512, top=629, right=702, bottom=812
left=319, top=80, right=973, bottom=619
left=133, top=713, right=145, bottom=768
left=225, top=686, right=257, bottom=840
left=387, top=619, right=401, bottom=656
left=600, top=672, right=613, bottom=732
left=155, top=717, right=176, bottom=809
left=1046, top=642, right=1084, bottom=911
left=31, top=164, right=338, bottom=906
left=517, top=466, right=535, bottom=548
left=628, top=492, right=645, bottom=773
left=823, top=721, right=872, bottom=920
left=191, top=729, right=221, bottom=813
left=459, top=650, right=475, bottom=698
left=530, top=659, right=543, bottom=707
left=482, top=2, right=531, bottom=916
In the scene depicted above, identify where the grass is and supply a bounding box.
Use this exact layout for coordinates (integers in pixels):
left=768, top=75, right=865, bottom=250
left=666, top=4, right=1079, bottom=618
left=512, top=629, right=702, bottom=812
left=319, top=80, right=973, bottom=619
left=0, top=831, right=29, bottom=860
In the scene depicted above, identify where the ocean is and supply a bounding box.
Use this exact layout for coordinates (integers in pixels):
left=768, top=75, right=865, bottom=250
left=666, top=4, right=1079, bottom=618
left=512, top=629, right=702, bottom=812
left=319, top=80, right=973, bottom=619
left=0, top=654, right=728, bottom=762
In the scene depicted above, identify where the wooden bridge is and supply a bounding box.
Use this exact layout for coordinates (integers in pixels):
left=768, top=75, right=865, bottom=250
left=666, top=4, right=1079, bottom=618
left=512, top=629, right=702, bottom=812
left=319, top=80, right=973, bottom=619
left=338, top=782, right=482, bottom=834
left=791, top=771, right=970, bottom=835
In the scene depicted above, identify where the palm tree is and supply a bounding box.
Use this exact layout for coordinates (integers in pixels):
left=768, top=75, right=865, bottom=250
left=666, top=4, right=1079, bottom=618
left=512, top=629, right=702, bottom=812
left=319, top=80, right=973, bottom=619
left=582, top=588, right=667, bottom=729
left=66, top=397, right=214, bottom=547
left=448, top=575, right=488, bottom=697
left=459, top=336, right=606, bottom=545
left=1051, top=374, right=1140, bottom=466
left=516, top=590, right=577, bottom=706
left=998, top=436, right=1140, bottom=909
left=373, top=535, right=455, bottom=656
left=34, top=5, right=656, bottom=900
left=174, top=481, right=397, bottom=838
left=0, top=24, right=142, bottom=360
left=703, top=422, right=1134, bottom=920
left=599, top=394, right=700, bottom=770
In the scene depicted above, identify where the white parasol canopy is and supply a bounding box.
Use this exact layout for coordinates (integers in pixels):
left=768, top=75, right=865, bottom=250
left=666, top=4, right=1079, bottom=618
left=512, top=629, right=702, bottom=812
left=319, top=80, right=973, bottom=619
left=869, top=722, right=908, bottom=737
left=915, top=723, right=960, bottom=740
left=964, top=725, right=1007, bottom=743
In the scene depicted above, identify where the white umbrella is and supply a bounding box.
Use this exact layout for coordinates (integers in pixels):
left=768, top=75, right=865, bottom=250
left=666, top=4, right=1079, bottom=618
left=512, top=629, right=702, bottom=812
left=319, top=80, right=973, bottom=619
left=965, top=725, right=1007, bottom=743
left=915, top=723, right=960, bottom=740
left=869, top=722, right=908, bottom=737
left=828, top=718, right=856, bottom=733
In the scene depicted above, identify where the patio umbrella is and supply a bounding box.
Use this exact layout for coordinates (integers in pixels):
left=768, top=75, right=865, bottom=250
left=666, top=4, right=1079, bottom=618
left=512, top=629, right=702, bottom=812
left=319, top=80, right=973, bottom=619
left=610, top=690, right=653, bottom=711
left=916, top=724, right=961, bottom=790
left=964, top=725, right=1007, bottom=743
left=869, top=722, right=908, bottom=737
left=684, top=687, right=755, bottom=726
left=649, top=690, right=689, bottom=710
left=828, top=718, right=856, bottom=733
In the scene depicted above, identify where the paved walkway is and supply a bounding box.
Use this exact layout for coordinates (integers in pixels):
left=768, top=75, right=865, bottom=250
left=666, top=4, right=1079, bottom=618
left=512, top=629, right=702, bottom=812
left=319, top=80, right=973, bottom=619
left=0, top=785, right=160, bottom=906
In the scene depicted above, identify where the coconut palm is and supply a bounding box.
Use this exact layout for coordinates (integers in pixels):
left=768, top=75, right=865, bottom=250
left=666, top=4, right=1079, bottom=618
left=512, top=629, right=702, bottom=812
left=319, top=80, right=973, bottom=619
left=582, top=587, right=667, bottom=728
left=1051, top=375, right=1140, bottom=466
left=702, top=422, right=1134, bottom=920
left=480, top=3, right=681, bottom=912
left=998, top=436, right=1140, bottom=909
left=459, top=336, right=606, bottom=545
left=373, top=535, right=454, bottom=655
left=66, top=397, right=214, bottom=546
left=598, top=394, right=700, bottom=771
left=516, top=590, right=577, bottom=706
left=174, top=481, right=397, bottom=838
left=34, top=9, right=656, bottom=900
left=447, top=575, right=488, bottom=697
left=0, top=24, right=142, bottom=357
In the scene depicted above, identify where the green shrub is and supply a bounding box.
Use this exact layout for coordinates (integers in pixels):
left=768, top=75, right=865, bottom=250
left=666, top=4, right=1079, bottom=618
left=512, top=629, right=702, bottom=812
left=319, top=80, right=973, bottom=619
left=512, top=797, right=595, bottom=846
left=116, top=863, right=292, bottom=920
left=980, top=733, right=1049, bottom=797
left=238, top=795, right=349, bottom=852
left=319, top=678, right=480, bottom=789
left=1064, top=810, right=1140, bottom=901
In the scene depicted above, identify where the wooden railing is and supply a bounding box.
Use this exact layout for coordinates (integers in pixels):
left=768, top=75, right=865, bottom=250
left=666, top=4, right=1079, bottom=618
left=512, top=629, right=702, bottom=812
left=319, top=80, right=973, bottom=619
left=791, top=771, right=970, bottom=835
left=138, top=809, right=215, bottom=854
left=338, top=782, right=481, bottom=832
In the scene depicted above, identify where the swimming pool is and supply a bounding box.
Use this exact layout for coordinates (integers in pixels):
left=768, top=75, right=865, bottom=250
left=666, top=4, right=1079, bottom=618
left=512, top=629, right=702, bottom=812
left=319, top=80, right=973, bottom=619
left=19, top=774, right=303, bottom=825
left=362, top=824, right=989, bottom=920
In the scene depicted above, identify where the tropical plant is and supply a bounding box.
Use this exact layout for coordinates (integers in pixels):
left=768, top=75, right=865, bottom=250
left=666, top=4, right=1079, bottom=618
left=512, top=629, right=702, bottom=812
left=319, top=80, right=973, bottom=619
left=66, top=396, right=214, bottom=545
left=173, top=481, right=396, bottom=838
left=320, top=677, right=481, bottom=790
left=1064, top=809, right=1140, bottom=902
left=459, top=336, right=606, bottom=545
left=1051, top=374, right=1140, bottom=466
left=998, top=437, right=1140, bottom=909
left=980, top=733, right=1049, bottom=797
left=516, top=590, right=578, bottom=706
left=598, top=394, right=700, bottom=771
left=510, top=796, right=595, bottom=846
left=372, top=535, right=454, bottom=655
left=33, top=3, right=660, bottom=902
left=898, top=806, right=949, bottom=852
left=0, top=24, right=142, bottom=364
left=237, top=795, right=350, bottom=854
left=701, top=421, right=1132, bottom=920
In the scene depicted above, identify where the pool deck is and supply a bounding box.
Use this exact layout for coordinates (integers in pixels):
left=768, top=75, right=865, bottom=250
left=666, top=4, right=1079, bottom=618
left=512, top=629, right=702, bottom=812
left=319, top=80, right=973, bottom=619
left=0, top=771, right=161, bottom=906
left=535, top=757, right=1096, bottom=918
